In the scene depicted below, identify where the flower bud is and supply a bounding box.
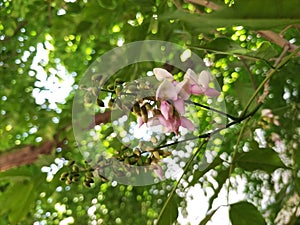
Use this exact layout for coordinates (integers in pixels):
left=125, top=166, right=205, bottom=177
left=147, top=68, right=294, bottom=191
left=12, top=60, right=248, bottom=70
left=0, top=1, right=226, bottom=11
left=83, top=181, right=91, bottom=188
left=115, top=87, right=122, bottom=96
left=97, top=98, right=105, bottom=107
left=108, top=98, right=115, bottom=108
left=92, top=74, right=102, bottom=81
left=132, top=102, right=141, bottom=115
left=141, top=105, right=148, bottom=123
left=133, top=148, right=141, bottom=157
left=107, top=84, right=115, bottom=91
left=150, top=136, right=158, bottom=144
left=152, top=151, right=160, bottom=160
left=115, top=78, right=124, bottom=85
left=60, top=172, right=69, bottom=181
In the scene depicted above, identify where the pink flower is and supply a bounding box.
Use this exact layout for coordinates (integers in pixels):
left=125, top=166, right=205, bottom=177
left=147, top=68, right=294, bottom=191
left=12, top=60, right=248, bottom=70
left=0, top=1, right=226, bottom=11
left=147, top=114, right=194, bottom=135
left=179, top=69, right=220, bottom=98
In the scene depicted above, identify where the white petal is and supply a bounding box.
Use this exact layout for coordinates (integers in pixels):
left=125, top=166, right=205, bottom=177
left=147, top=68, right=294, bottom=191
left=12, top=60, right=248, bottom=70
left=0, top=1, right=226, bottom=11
left=156, top=80, right=178, bottom=100
left=153, top=68, right=174, bottom=81
left=198, top=70, right=212, bottom=88
left=184, top=68, right=198, bottom=85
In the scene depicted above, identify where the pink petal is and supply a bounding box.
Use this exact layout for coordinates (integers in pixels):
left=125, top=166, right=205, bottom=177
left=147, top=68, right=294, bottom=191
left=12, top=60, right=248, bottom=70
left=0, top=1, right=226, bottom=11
left=153, top=68, right=174, bottom=81
left=152, top=163, right=164, bottom=180
left=180, top=117, right=195, bottom=131
left=190, top=84, right=205, bottom=95
left=156, top=80, right=178, bottom=100
left=261, top=109, right=272, bottom=117
left=173, top=99, right=185, bottom=115
left=204, top=88, right=220, bottom=97
left=147, top=117, right=160, bottom=127
left=176, top=79, right=190, bottom=100
left=158, top=115, right=170, bottom=127
left=160, top=100, right=171, bottom=120
left=137, top=116, right=144, bottom=127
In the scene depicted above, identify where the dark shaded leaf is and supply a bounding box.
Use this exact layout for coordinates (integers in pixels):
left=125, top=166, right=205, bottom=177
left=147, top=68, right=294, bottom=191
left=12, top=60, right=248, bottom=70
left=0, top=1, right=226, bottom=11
left=235, top=148, right=287, bottom=173
left=229, top=201, right=267, bottom=225
left=202, top=38, right=249, bottom=55
left=156, top=195, right=178, bottom=225
left=199, top=207, right=220, bottom=225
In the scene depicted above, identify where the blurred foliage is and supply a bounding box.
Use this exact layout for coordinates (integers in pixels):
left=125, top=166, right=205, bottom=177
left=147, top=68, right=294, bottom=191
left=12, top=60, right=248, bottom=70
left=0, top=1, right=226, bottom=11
left=0, top=0, right=300, bottom=225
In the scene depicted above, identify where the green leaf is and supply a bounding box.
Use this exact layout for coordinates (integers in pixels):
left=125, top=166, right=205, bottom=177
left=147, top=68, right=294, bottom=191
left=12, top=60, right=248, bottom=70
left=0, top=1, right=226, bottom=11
left=66, top=2, right=82, bottom=14
left=96, top=0, right=117, bottom=10
left=201, top=38, right=249, bottom=55
left=0, top=180, right=36, bottom=224
left=235, top=147, right=287, bottom=173
left=161, top=0, right=300, bottom=31
left=76, top=21, right=93, bottom=33
left=199, top=207, right=220, bottom=225
left=247, top=42, right=278, bottom=60
left=189, top=156, right=223, bottom=187
left=156, top=195, right=178, bottom=225
left=229, top=201, right=267, bottom=225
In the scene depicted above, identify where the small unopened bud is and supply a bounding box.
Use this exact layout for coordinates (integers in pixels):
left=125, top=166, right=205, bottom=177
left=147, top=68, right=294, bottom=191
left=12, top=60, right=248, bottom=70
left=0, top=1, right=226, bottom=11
left=97, top=98, right=105, bottom=107
left=115, top=87, right=122, bottom=96
left=127, top=84, right=138, bottom=93
left=92, top=74, right=102, bottom=81
left=133, top=148, right=141, bottom=157
left=84, top=94, right=93, bottom=104
left=72, top=165, right=79, bottom=173
left=144, top=103, right=152, bottom=111
left=132, top=102, right=141, bottom=115
left=141, top=105, right=148, bottom=123
left=65, top=179, right=72, bottom=185
left=60, top=172, right=69, bottom=181
left=108, top=98, right=115, bottom=108
left=83, top=181, right=91, bottom=188
left=162, top=150, right=171, bottom=156
left=91, top=88, right=98, bottom=97
left=152, top=151, right=160, bottom=160
left=150, top=136, right=158, bottom=144
left=107, top=84, right=115, bottom=91
left=115, top=78, right=124, bottom=85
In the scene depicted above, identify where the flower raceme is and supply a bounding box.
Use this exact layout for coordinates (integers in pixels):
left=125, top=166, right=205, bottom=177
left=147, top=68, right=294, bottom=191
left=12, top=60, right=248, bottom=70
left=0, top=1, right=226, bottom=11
left=136, top=68, right=220, bottom=135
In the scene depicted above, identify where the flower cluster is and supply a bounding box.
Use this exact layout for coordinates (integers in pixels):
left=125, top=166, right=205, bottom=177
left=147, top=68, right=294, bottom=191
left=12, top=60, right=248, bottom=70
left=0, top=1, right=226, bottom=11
left=137, top=68, right=220, bottom=135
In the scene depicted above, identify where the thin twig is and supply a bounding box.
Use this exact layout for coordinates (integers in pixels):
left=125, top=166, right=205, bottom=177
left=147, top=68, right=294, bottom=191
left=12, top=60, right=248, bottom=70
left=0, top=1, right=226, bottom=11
left=186, top=100, right=239, bottom=120
left=156, top=140, right=208, bottom=224
left=241, top=47, right=300, bottom=116
left=241, top=57, right=257, bottom=90
left=155, top=103, right=262, bottom=150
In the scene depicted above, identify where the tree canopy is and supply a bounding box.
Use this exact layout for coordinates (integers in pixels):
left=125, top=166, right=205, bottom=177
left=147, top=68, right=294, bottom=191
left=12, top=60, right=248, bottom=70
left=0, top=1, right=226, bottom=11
left=1, top=0, right=300, bottom=224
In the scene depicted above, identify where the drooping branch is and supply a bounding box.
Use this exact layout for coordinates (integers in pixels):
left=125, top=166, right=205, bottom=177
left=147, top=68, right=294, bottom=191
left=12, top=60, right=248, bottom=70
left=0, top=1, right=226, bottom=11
left=257, top=30, right=300, bottom=56
left=0, top=111, right=111, bottom=172
left=0, top=141, right=54, bottom=171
